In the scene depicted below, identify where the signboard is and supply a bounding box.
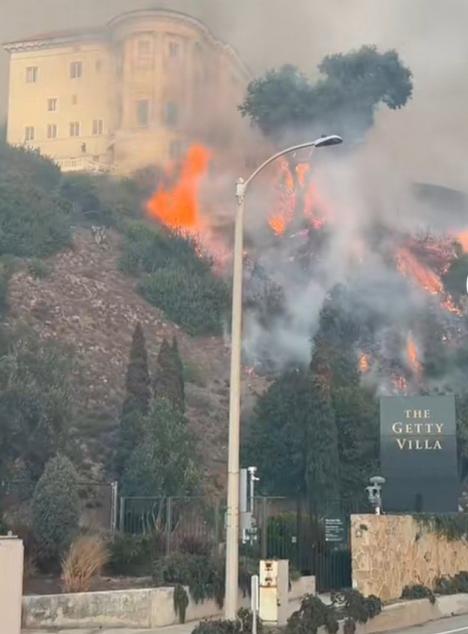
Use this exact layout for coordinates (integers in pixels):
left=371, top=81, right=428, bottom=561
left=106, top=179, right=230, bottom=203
left=325, top=518, right=345, bottom=543
left=380, top=395, right=459, bottom=512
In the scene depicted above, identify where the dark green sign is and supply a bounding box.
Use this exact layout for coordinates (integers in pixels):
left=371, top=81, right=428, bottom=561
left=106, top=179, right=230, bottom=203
left=380, top=395, right=459, bottom=512
left=325, top=518, right=346, bottom=543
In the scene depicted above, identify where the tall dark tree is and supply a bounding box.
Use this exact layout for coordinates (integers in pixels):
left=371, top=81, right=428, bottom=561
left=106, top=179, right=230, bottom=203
left=154, top=337, right=185, bottom=412
left=123, top=322, right=151, bottom=415
left=311, top=289, right=379, bottom=507
left=117, top=322, right=151, bottom=475
left=239, top=46, right=413, bottom=144
left=244, top=366, right=340, bottom=512
left=0, top=331, right=74, bottom=481
left=121, top=398, right=199, bottom=497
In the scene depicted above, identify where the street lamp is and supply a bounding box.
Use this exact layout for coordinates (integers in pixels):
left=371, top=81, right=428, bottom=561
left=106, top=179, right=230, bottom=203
left=224, top=134, right=343, bottom=619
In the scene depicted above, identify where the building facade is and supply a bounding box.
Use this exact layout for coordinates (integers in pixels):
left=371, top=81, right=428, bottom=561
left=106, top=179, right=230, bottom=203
left=3, top=9, right=250, bottom=173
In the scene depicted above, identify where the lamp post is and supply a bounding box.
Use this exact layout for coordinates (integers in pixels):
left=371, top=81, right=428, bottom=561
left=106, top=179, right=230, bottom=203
left=224, top=134, right=343, bottom=619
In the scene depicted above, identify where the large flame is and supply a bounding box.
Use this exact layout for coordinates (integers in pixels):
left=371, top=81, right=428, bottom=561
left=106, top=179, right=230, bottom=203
left=358, top=353, right=370, bottom=374
left=146, top=145, right=212, bottom=234
left=396, top=247, right=444, bottom=295
left=268, top=158, right=296, bottom=236
left=458, top=231, right=468, bottom=253
left=406, top=332, right=422, bottom=379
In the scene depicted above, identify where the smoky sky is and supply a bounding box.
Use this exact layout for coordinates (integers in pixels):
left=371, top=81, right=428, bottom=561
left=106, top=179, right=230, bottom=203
left=1, top=0, right=468, bottom=190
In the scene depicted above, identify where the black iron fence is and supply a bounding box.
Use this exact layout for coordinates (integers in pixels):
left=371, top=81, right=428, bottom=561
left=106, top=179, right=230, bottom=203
left=119, top=494, right=369, bottom=591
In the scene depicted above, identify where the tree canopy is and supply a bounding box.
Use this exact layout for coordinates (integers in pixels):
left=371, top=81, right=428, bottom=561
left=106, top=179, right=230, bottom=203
left=239, top=46, right=413, bottom=143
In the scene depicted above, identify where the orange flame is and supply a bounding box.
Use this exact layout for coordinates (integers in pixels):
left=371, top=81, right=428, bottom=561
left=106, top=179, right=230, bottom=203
left=268, top=158, right=296, bottom=236
left=304, top=181, right=334, bottom=230
left=396, top=248, right=443, bottom=295
left=146, top=145, right=212, bottom=233
left=458, top=231, right=468, bottom=253
left=296, top=162, right=310, bottom=188
left=392, top=375, right=408, bottom=393
left=406, top=332, right=422, bottom=379
left=358, top=353, right=370, bottom=374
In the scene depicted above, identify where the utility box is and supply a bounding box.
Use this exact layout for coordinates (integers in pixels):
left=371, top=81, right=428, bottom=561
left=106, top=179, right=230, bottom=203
left=259, top=559, right=289, bottom=626
left=0, top=534, right=24, bottom=634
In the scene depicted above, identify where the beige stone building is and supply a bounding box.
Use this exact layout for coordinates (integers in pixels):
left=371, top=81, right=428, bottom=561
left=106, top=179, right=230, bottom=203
left=3, top=9, right=250, bottom=173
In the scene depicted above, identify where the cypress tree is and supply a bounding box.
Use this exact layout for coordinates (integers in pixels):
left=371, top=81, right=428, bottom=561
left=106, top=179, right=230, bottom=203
left=154, top=336, right=185, bottom=412
left=117, top=322, right=151, bottom=475
left=122, top=322, right=151, bottom=416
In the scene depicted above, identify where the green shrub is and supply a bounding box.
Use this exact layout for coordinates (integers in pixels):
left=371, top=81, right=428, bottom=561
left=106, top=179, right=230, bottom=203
left=0, top=263, right=12, bottom=315
left=120, top=222, right=210, bottom=277
left=192, top=609, right=262, bottom=634
left=153, top=552, right=224, bottom=607
left=108, top=532, right=164, bottom=576
left=31, top=455, right=80, bottom=561
left=174, top=583, right=189, bottom=624
left=183, top=360, right=207, bottom=387
left=0, top=143, right=60, bottom=191
left=435, top=571, right=468, bottom=595
left=28, top=258, right=51, bottom=279
left=288, top=594, right=339, bottom=634
left=402, top=584, right=436, bottom=604
left=331, top=590, right=382, bottom=623
left=140, top=267, right=228, bottom=335
left=0, top=179, right=71, bottom=258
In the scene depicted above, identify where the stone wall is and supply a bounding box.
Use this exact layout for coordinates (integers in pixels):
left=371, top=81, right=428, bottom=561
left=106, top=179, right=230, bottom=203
left=22, top=576, right=315, bottom=629
left=351, top=514, right=468, bottom=601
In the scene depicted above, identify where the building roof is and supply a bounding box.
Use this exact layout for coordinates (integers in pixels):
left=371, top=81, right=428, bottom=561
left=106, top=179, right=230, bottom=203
left=2, top=7, right=250, bottom=77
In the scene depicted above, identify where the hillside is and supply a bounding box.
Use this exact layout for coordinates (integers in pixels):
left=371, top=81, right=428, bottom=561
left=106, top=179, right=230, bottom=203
left=6, top=226, right=264, bottom=491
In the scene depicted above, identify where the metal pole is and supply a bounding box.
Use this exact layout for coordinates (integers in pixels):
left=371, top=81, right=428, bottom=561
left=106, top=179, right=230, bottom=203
left=251, top=574, right=259, bottom=634
left=224, top=178, right=245, bottom=620
left=223, top=136, right=342, bottom=620
left=119, top=496, right=125, bottom=534
left=110, top=480, right=118, bottom=537
left=166, top=497, right=173, bottom=555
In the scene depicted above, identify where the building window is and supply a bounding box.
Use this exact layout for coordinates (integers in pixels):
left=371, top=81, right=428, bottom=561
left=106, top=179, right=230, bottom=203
left=137, top=99, right=150, bottom=127
left=92, top=119, right=104, bottom=135
left=72, top=94, right=78, bottom=105
left=168, top=41, right=179, bottom=58
left=169, top=140, right=182, bottom=160
left=47, top=98, right=57, bottom=112
left=26, top=66, right=38, bottom=83
left=164, top=102, right=179, bottom=127
left=47, top=124, right=57, bottom=139
left=24, top=126, right=35, bottom=141
left=69, top=121, right=80, bottom=137
left=95, top=59, right=102, bottom=72
left=70, top=61, right=82, bottom=79
left=138, top=39, right=152, bottom=57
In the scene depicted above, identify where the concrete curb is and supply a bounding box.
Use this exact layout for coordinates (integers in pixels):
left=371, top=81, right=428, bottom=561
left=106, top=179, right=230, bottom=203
left=330, top=594, right=468, bottom=634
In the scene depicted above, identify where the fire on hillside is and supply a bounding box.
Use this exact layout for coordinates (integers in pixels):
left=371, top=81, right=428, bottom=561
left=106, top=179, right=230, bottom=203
left=145, top=144, right=468, bottom=394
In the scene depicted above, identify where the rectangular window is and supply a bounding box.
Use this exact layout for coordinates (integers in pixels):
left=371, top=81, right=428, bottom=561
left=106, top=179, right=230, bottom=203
left=164, top=102, right=179, bottom=127
left=137, top=99, right=150, bottom=127
left=69, top=121, right=80, bottom=137
left=26, top=66, right=38, bottom=83
left=138, top=39, right=152, bottom=57
left=92, top=119, right=104, bottom=135
left=169, top=41, right=179, bottom=58
left=95, top=59, right=102, bottom=72
left=169, top=140, right=182, bottom=160
left=24, top=126, right=35, bottom=141
left=47, top=124, right=57, bottom=139
left=70, top=61, right=82, bottom=79
left=71, top=94, right=78, bottom=105
left=47, top=98, right=57, bottom=112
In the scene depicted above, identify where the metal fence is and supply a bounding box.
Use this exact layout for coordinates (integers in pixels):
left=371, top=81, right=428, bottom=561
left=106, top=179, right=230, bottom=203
left=119, top=494, right=368, bottom=591
left=1, top=479, right=118, bottom=534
